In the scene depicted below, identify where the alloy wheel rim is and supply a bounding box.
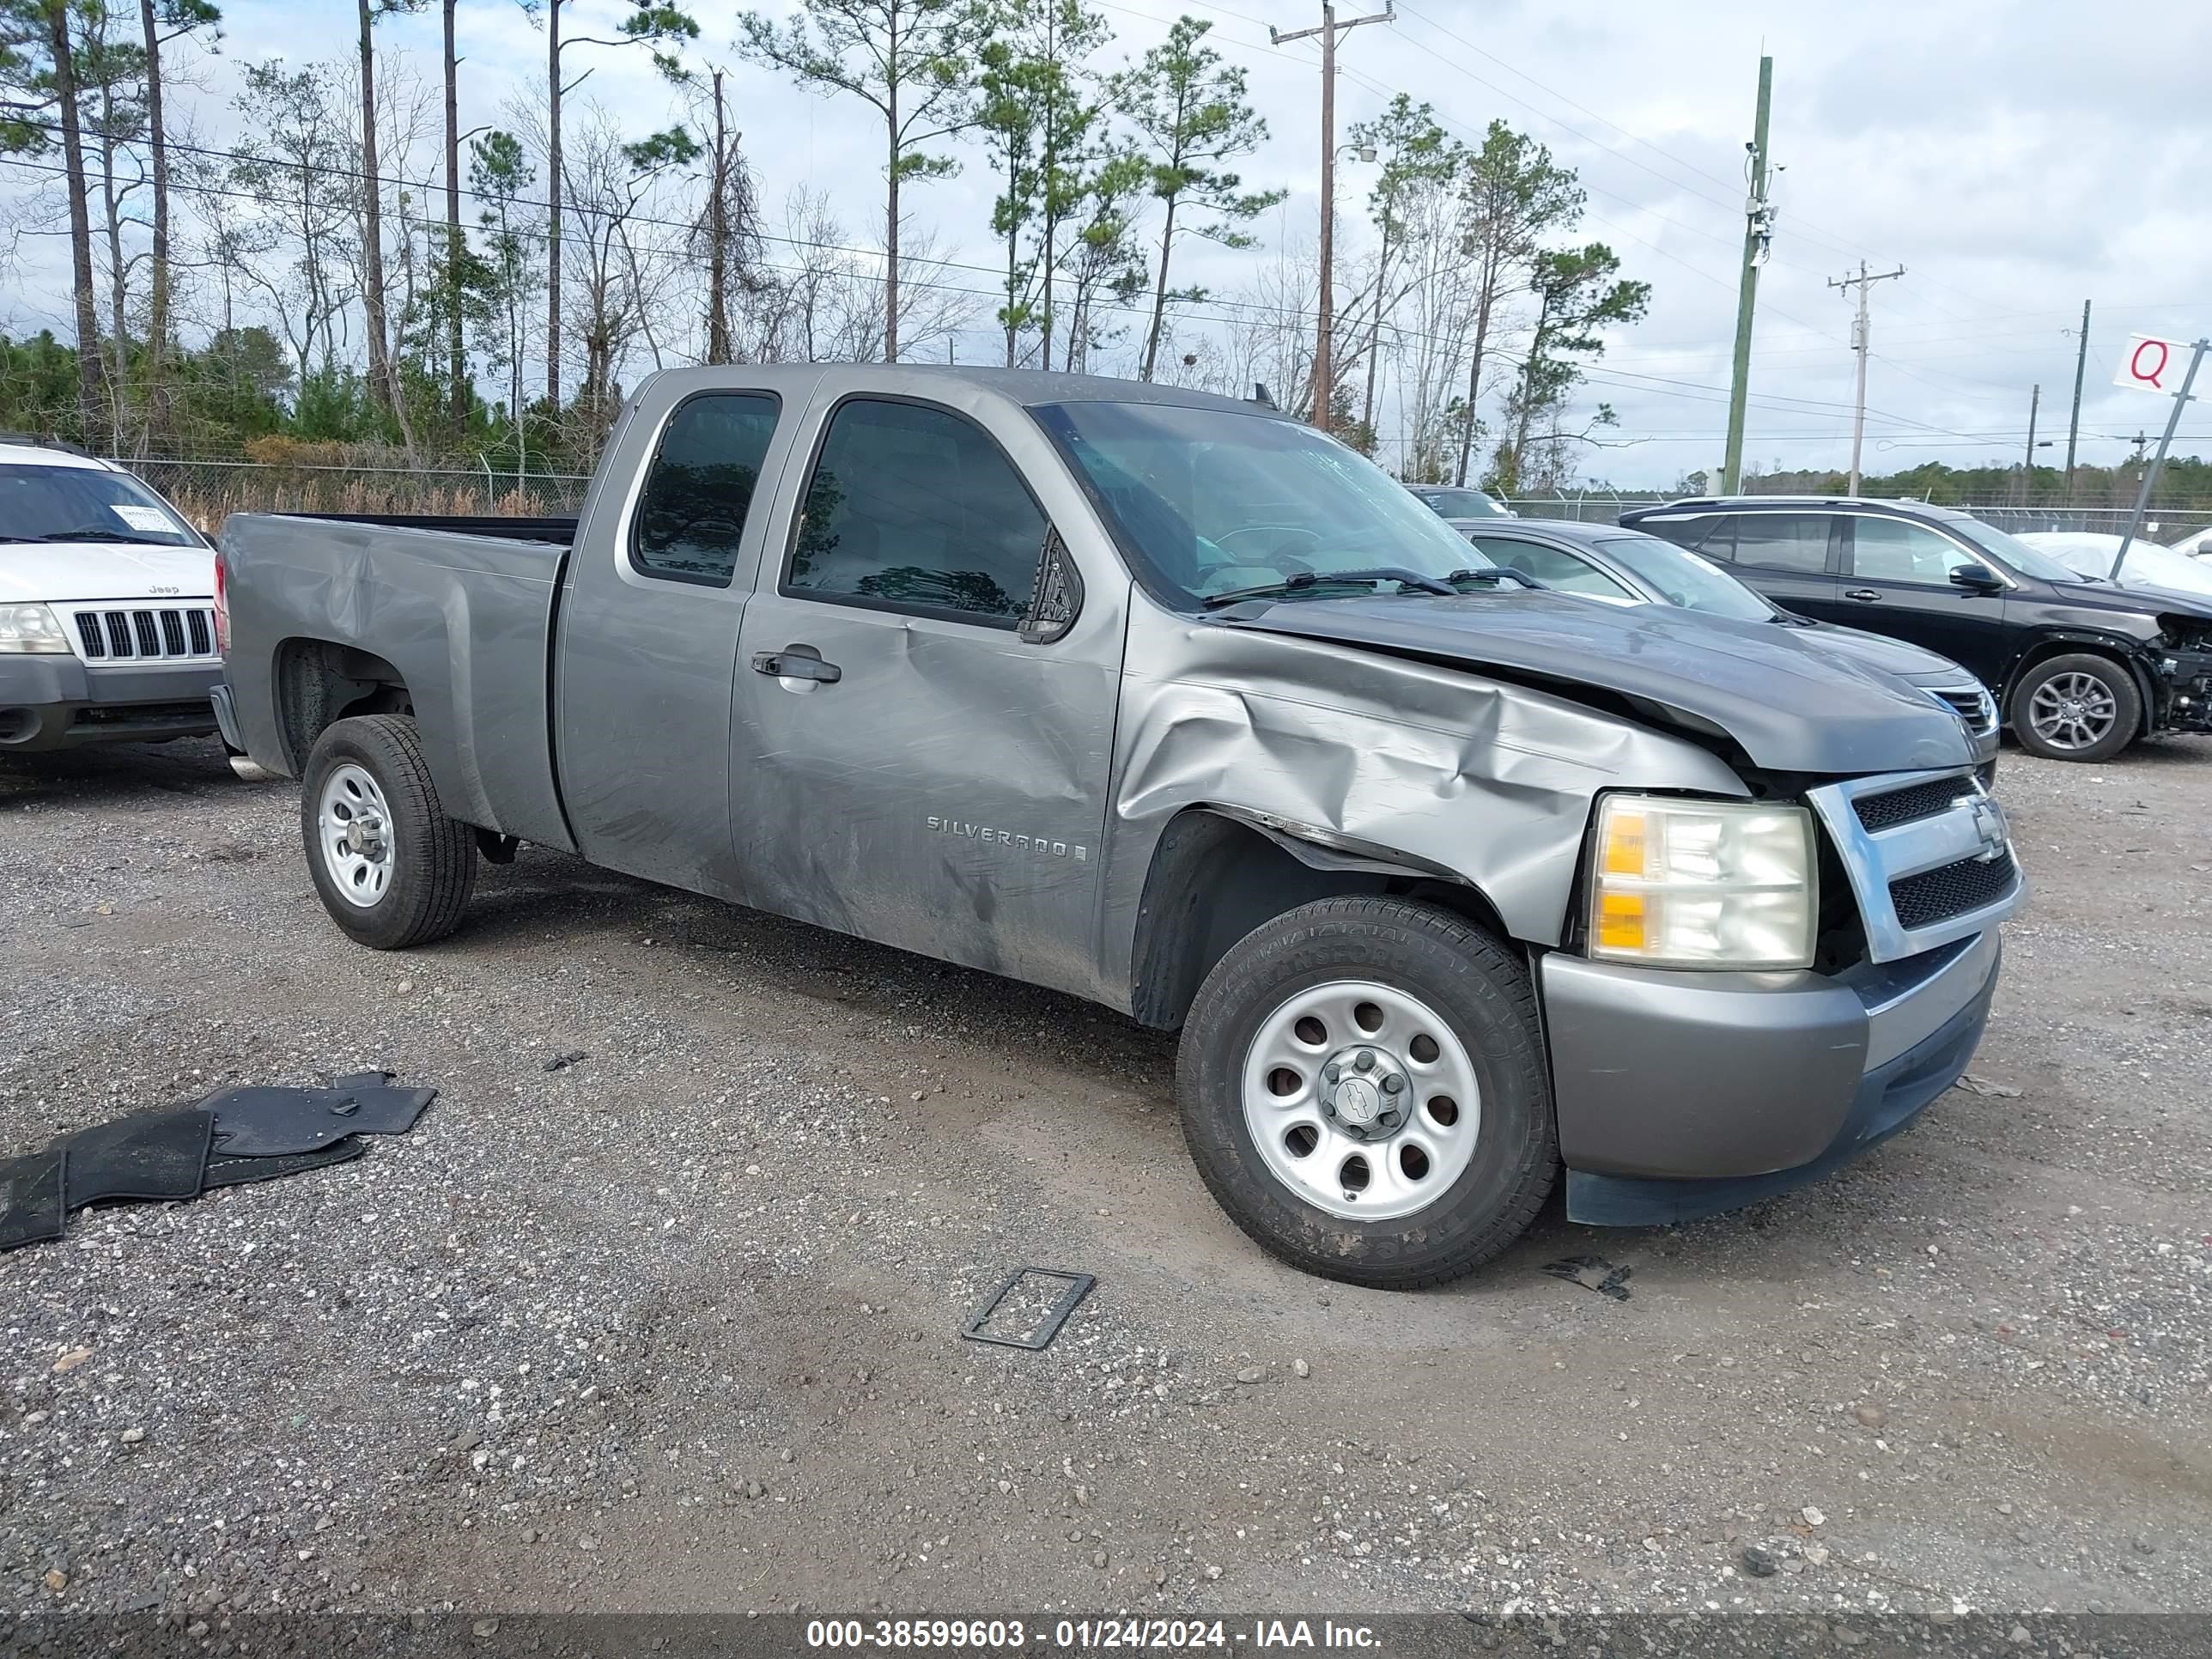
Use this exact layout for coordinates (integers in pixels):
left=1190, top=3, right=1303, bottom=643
left=2027, top=672, right=2118, bottom=751
left=1241, top=979, right=1482, bottom=1222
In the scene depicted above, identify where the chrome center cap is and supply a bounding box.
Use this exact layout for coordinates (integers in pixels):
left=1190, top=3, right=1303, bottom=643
left=344, top=815, right=386, bottom=856
left=1316, top=1045, right=1410, bottom=1142
left=1336, top=1076, right=1381, bottom=1127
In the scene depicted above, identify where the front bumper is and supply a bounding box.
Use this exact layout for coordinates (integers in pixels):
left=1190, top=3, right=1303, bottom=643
left=1542, top=928, right=2002, bottom=1226
left=0, top=654, right=222, bottom=752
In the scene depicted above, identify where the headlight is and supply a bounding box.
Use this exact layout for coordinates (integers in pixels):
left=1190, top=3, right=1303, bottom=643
left=0, top=603, right=72, bottom=654
left=1588, top=794, right=1817, bottom=970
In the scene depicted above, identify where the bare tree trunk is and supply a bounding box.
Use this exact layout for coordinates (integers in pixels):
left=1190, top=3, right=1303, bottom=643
left=884, top=67, right=900, bottom=362
left=140, top=0, right=171, bottom=447
left=1139, top=194, right=1177, bottom=382
left=444, top=0, right=465, bottom=425
left=546, top=0, right=562, bottom=405
left=1453, top=276, right=1495, bottom=488
left=98, top=82, right=131, bottom=447
left=358, top=0, right=394, bottom=416
left=706, top=70, right=732, bottom=364
left=48, top=0, right=104, bottom=447
left=1359, top=220, right=1389, bottom=439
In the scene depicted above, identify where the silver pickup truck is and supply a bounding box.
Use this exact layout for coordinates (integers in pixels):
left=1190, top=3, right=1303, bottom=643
left=216, top=366, right=2022, bottom=1288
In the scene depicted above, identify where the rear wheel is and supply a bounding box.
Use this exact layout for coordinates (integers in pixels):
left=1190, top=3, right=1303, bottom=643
left=300, top=714, right=476, bottom=949
left=2009, top=653, right=2138, bottom=763
left=1177, top=897, right=1557, bottom=1289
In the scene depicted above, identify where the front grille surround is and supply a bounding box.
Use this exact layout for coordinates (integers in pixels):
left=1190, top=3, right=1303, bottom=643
left=69, top=605, right=218, bottom=665
left=1807, top=768, right=2024, bottom=963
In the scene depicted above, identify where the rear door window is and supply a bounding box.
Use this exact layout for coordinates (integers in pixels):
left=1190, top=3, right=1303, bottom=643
left=786, top=398, right=1047, bottom=625
left=1630, top=513, right=1720, bottom=553
left=1723, top=514, right=1836, bottom=574
left=631, top=392, right=782, bottom=588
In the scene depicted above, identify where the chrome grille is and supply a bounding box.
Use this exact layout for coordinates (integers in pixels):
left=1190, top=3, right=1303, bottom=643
left=1928, top=684, right=1998, bottom=738
left=70, top=605, right=219, bottom=664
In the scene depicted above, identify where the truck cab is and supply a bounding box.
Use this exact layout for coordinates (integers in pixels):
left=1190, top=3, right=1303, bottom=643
left=218, top=367, right=2023, bottom=1288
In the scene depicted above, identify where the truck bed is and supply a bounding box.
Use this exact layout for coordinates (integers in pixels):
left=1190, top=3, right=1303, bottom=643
left=219, top=511, right=575, bottom=849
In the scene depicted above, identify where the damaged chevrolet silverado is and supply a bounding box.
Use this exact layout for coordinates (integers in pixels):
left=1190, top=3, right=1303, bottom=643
left=216, top=367, right=2023, bottom=1287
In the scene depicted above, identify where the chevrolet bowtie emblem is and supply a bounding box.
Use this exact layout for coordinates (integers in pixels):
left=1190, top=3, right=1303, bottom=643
left=1968, top=795, right=2008, bottom=862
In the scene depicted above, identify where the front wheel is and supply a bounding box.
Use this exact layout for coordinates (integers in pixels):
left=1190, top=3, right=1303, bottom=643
left=300, top=714, right=477, bottom=950
left=1177, top=897, right=1558, bottom=1289
left=2009, top=653, right=2139, bottom=763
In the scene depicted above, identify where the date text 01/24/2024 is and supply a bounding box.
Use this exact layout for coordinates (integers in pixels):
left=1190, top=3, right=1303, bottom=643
left=804, top=1620, right=1381, bottom=1650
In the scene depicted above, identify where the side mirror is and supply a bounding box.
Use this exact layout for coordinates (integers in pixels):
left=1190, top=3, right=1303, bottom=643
left=1948, top=563, right=2002, bottom=593
left=1019, top=531, right=1085, bottom=645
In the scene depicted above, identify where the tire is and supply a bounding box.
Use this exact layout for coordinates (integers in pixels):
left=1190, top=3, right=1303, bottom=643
left=1176, top=897, right=1557, bottom=1290
left=2008, top=653, right=2140, bottom=763
left=300, top=714, right=476, bottom=950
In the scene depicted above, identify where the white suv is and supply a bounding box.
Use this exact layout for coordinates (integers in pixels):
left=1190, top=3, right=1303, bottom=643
left=0, top=439, right=222, bottom=753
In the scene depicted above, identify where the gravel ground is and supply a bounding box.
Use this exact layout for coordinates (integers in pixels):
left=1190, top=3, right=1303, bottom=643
left=2, top=732, right=2209, bottom=1626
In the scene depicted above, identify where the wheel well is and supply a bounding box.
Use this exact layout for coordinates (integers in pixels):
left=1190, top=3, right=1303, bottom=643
left=1127, top=808, right=1511, bottom=1031
left=275, top=638, right=412, bottom=771
left=2002, top=641, right=2154, bottom=737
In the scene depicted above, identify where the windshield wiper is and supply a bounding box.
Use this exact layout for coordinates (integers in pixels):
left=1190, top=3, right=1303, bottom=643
left=1200, top=566, right=1456, bottom=607
left=1443, top=567, right=1549, bottom=592
left=31, top=528, right=177, bottom=544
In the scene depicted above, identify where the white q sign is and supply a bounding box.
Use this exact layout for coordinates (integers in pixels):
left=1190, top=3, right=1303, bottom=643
left=2114, top=334, right=2188, bottom=394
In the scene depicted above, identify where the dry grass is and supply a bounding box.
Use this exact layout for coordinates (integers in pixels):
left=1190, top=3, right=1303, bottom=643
left=159, top=477, right=575, bottom=536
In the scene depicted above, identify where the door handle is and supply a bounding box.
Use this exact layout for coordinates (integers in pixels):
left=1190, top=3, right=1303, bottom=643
left=751, top=647, right=842, bottom=684
left=1844, top=588, right=1882, bottom=602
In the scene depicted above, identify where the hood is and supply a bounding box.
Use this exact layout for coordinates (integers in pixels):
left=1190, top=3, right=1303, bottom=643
left=1223, top=591, right=1973, bottom=775
left=0, top=541, right=215, bottom=605
left=2048, top=577, right=2212, bottom=622
left=1795, top=620, right=1966, bottom=684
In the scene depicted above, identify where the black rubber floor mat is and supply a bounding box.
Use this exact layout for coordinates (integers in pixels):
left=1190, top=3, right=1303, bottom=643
left=203, top=1137, right=367, bottom=1188
left=63, top=1110, right=214, bottom=1207
left=0, top=1144, right=68, bottom=1252
left=205, top=1080, right=437, bottom=1156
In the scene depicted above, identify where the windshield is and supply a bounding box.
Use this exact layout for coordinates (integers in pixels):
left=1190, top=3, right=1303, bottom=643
left=1951, top=517, right=2082, bottom=584
left=1413, top=488, right=1507, bottom=520
left=0, top=463, right=203, bottom=547
left=1034, top=400, right=1486, bottom=605
left=1593, top=532, right=1774, bottom=621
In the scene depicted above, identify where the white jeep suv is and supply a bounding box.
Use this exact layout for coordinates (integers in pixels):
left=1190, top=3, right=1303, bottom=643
left=0, top=439, right=222, bottom=753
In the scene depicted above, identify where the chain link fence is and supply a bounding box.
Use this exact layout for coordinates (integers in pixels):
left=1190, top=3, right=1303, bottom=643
left=1500, top=493, right=2212, bottom=544
left=118, top=459, right=594, bottom=534
left=96, top=459, right=2212, bottom=550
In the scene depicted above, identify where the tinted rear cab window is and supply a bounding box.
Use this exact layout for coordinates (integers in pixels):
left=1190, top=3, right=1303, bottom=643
left=631, top=392, right=781, bottom=587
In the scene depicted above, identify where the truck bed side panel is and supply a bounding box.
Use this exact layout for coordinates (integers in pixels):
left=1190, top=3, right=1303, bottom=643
left=221, top=514, right=574, bottom=848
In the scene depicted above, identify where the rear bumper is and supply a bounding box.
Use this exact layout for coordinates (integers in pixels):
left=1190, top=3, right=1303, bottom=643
left=1542, top=929, right=2002, bottom=1226
left=0, top=655, right=222, bottom=752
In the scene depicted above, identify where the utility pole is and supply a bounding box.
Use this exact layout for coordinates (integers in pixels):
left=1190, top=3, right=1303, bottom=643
left=1829, top=260, right=1905, bottom=495
left=2110, top=337, right=2207, bottom=581
left=1720, top=54, right=1774, bottom=495
left=1272, top=0, right=1394, bottom=434
left=2063, top=299, right=2091, bottom=494
left=2022, top=384, right=2040, bottom=505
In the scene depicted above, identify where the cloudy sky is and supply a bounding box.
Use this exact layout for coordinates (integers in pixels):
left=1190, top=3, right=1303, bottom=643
left=4, top=0, right=2206, bottom=488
